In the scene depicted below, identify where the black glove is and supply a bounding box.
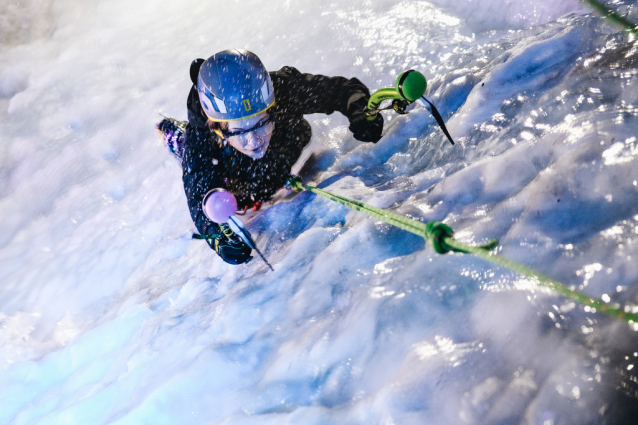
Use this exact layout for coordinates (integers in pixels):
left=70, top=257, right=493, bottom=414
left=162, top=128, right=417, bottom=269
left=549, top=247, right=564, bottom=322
left=208, top=224, right=252, bottom=265
left=349, top=111, right=383, bottom=143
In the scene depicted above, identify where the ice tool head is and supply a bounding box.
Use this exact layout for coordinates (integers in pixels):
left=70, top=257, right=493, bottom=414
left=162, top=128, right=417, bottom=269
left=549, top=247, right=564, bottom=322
left=197, top=49, right=275, bottom=122
left=202, top=189, right=238, bottom=223
left=367, top=69, right=427, bottom=111
left=395, top=70, right=427, bottom=101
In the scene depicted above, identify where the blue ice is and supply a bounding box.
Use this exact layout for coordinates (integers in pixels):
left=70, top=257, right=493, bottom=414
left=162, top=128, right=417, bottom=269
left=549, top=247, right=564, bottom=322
left=1, top=0, right=638, bottom=424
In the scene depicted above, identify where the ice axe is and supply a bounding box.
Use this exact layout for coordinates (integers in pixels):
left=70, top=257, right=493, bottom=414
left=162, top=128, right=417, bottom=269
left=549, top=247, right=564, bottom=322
left=363, top=70, right=455, bottom=145
left=200, top=188, right=274, bottom=271
left=227, top=215, right=274, bottom=271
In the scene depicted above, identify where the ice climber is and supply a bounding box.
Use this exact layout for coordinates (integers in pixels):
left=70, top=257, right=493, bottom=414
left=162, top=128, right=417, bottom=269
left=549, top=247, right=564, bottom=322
left=158, top=48, right=384, bottom=265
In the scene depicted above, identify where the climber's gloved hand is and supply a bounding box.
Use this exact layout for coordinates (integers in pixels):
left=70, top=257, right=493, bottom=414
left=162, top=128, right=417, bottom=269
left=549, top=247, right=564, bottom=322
left=212, top=224, right=252, bottom=265
left=202, top=188, right=253, bottom=265
left=349, top=110, right=384, bottom=143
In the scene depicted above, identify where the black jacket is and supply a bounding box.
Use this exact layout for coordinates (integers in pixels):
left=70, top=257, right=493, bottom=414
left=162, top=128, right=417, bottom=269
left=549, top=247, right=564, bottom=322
left=183, top=65, right=381, bottom=261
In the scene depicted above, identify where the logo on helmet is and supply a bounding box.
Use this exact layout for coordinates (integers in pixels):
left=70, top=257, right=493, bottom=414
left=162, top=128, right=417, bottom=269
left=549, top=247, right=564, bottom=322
left=243, top=99, right=252, bottom=111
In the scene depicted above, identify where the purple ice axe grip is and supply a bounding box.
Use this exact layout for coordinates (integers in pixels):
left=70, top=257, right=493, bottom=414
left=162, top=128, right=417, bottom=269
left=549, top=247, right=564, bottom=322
left=202, top=189, right=274, bottom=271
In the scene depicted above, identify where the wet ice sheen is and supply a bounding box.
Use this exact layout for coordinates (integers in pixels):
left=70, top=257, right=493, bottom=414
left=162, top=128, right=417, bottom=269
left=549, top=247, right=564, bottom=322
left=1, top=0, right=638, bottom=424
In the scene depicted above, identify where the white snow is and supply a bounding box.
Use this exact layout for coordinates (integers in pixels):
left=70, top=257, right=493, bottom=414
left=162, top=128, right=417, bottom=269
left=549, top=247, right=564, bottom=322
left=2, top=0, right=638, bottom=423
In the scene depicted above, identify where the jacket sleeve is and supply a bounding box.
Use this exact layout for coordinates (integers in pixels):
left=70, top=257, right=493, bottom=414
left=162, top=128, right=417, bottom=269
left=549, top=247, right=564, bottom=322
left=271, top=66, right=372, bottom=121
left=182, top=125, right=252, bottom=265
left=182, top=125, right=224, bottom=236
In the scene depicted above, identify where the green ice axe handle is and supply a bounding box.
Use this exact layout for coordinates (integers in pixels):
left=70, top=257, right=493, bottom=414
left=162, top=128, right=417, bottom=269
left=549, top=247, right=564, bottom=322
left=358, top=70, right=454, bottom=146
left=367, top=70, right=427, bottom=113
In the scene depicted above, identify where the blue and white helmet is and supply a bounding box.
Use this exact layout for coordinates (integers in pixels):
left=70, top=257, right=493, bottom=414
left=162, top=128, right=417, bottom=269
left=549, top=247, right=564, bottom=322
left=197, top=49, right=275, bottom=122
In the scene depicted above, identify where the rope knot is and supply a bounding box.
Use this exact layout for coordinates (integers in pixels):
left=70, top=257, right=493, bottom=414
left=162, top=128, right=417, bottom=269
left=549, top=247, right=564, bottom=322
left=285, top=175, right=304, bottom=192
left=426, top=222, right=455, bottom=254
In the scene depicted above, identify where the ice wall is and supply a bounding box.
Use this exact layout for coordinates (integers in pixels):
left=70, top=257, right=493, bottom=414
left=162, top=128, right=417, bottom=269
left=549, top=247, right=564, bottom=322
left=426, top=0, right=585, bottom=31
left=1, top=0, right=638, bottom=424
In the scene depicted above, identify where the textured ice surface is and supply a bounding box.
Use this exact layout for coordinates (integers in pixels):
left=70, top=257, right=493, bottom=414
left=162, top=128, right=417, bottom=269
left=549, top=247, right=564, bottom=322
left=1, top=0, right=638, bottom=424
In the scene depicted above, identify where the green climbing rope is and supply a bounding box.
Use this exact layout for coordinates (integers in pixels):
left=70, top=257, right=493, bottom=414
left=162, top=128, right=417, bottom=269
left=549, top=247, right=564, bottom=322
left=581, top=0, right=638, bottom=37
left=287, top=176, right=638, bottom=325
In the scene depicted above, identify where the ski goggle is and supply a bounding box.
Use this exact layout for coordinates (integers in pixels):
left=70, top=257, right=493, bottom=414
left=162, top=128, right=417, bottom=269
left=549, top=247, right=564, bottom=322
left=219, top=115, right=274, bottom=139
